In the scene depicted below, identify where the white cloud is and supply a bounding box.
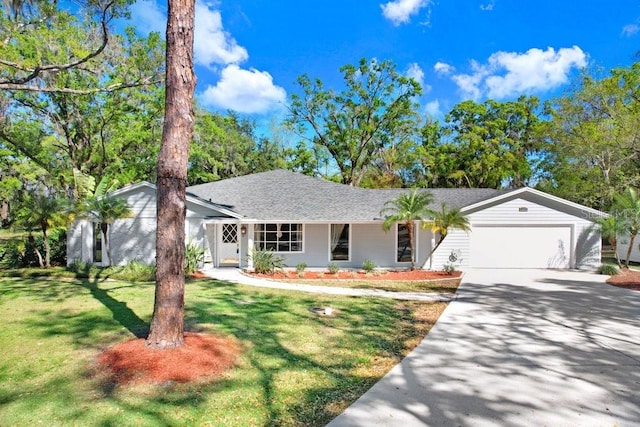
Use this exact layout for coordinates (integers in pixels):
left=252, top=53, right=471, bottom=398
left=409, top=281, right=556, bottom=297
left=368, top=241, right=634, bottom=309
left=199, top=65, right=287, bottom=114
left=406, top=63, right=424, bottom=83
left=381, top=0, right=429, bottom=26
left=480, top=1, right=495, bottom=11
left=194, top=2, right=248, bottom=67
left=434, top=61, right=455, bottom=76
left=622, top=23, right=640, bottom=37
left=130, top=0, right=166, bottom=34
left=424, top=100, right=442, bottom=118
left=450, top=46, right=587, bottom=100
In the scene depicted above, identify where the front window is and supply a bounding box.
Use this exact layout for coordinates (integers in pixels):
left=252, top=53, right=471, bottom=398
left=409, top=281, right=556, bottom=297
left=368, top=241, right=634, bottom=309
left=397, top=224, right=412, bottom=263
left=330, top=224, right=350, bottom=261
left=254, top=223, right=303, bottom=252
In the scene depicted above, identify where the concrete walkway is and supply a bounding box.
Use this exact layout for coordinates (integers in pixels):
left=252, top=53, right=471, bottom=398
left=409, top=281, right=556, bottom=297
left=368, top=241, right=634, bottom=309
left=327, top=269, right=640, bottom=427
left=201, top=266, right=455, bottom=302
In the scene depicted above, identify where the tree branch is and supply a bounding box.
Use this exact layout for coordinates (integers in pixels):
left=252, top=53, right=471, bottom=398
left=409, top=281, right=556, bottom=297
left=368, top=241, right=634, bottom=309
left=0, top=0, right=117, bottom=89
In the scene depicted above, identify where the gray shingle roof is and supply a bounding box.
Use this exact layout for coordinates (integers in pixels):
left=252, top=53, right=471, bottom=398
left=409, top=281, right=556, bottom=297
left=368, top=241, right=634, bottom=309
left=187, top=169, right=506, bottom=222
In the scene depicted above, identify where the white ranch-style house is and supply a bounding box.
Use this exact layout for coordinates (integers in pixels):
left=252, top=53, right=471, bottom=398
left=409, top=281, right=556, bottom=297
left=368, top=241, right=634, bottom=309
left=67, top=169, right=605, bottom=271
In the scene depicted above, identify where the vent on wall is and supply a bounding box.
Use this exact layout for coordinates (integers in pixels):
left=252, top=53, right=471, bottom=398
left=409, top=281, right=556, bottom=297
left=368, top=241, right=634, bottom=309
left=518, top=207, right=528, bottom=212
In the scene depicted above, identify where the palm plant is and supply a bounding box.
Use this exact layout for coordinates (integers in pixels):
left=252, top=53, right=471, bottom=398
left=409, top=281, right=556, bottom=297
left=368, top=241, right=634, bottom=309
left=81, top=196, right=132, bottom=266
left=422, top=203, right=470, bottom=269
left=613, top=188, right=640, bottom=269
left=14, top=193, right=68, bottom=268
left=596, top=215, right=626, bottom=267
left=381, top=189, right=434, bottom=270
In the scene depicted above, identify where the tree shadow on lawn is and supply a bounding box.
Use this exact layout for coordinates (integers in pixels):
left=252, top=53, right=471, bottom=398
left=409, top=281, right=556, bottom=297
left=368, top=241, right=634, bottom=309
left=0, top=363, right=219, bottom=427
left=185, top=279, right=427, bottom=426
left=9, top=276, right=435, bottom=426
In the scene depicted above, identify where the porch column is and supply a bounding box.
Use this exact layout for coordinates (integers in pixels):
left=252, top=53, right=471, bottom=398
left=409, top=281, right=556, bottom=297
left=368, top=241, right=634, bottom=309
left=247, top=224, right=254, bottom=270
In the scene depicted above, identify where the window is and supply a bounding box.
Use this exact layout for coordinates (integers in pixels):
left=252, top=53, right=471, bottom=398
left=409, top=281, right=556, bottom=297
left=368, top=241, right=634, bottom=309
left=254, top=223, right=303, bottom=252
left=397, top=224, right=412, bottom=263
left=222, top=224, right=237, bottom=244
left=93, top=223, right=102, bottom=263
left=330, top=224, right=350, bottom=261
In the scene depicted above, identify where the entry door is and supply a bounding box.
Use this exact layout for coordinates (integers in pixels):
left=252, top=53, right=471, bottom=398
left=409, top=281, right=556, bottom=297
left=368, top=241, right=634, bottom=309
left=219, top=224, right=239, bottom=265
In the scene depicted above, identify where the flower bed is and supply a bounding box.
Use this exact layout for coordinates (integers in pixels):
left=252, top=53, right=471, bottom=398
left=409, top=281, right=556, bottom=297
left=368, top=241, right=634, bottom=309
left=249, top=269, right=462, bottom=281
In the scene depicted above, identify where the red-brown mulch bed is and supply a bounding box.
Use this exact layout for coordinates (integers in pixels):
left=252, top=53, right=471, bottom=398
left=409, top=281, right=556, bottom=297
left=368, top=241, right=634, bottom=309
left=250, top=269, right=461, bottom=281
left=97, top=333, right=241, bottom=386
left=606, top=268, right=640, bottom=291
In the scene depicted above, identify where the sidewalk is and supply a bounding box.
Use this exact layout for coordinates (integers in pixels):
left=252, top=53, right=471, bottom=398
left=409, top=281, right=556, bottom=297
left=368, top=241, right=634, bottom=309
left=200, top=266, right=455, bottom=302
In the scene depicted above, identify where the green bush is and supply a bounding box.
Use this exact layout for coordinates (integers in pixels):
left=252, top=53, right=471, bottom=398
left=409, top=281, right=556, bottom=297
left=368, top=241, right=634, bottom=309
left=362, top=259, right=376, bottom=273
left=443, top=263, right=457, bottom=275
left=296, top=261, right=307, bottom=273
left=185, top=241, right=205, bottom=275
left=598, top=263, right=620, bottom=276
left=0, top=228, right=66, bottom=268
left=252, top=249, right=285, bottom=274
left=327, top=262, right=340, bottom=274
left=105, top=260, right=156, bottom=282
left=67, top=259, right=100, bottom=278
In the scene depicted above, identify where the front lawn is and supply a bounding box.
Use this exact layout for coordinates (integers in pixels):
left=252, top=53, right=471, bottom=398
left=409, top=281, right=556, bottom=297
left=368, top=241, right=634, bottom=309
left=0, top=275, right=446, bottom=426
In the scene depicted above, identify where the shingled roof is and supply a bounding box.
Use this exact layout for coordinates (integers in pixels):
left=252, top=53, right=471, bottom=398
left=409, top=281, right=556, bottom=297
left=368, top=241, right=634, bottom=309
left=187, top=169, right=507, bottom=222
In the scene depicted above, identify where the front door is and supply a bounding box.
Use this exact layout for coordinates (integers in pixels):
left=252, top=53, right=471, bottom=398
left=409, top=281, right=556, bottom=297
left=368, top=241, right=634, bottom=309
left=218, top=223, right=240, bottom=266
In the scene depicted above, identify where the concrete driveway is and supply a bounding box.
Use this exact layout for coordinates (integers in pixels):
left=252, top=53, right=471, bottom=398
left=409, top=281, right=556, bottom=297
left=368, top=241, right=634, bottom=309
left=327, top=269, right=640, bottom=427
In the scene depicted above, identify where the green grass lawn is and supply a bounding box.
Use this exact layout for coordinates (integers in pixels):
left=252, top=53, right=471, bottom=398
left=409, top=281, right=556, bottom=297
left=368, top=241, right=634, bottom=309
left=0, top=275, right=446, bottom=426
left=286, top=277, right=460, bottom=293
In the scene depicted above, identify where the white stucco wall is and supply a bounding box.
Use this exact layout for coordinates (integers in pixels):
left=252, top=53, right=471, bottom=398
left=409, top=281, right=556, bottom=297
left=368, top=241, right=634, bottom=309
left=241, top=222, right=433, bottom=270
left=67, top=184, right=221, bottom=266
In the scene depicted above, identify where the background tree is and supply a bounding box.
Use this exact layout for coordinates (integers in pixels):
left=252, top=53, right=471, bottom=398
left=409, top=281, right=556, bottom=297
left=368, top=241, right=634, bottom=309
left=0, top=0, right=156, bottom=94
left=415, top=97, right=543, bottom=189
left=13, top=192, right=67, bottom=268
left=286, top=58, right=422, bottom=187
left=146, top=0, right=196, bottom=350
left=0, top=26, right=165, bottom=196
left=596, top=215, right=626, bottom=267
left=539, top=65, right=640, bottom=210
left=421, top=203, right=470, bottom=269
left=381, top=189, right=433, bottom=270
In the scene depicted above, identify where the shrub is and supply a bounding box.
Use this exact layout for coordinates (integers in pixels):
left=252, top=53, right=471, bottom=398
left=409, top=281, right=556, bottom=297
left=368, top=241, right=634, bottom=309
left=443, top=263, right=457, bottom=275
left=252, top=249, right=285, bottom=275
left=598, top=263, right=620, bottom=276
left=296, top=261, right=307, bottom=274
left=67, top=259, right=99, bottom=278
left=0, top=228, right=66, bottom=268
left=105, top=260, right=156, bottom=282
left=327, top=262, right=340, bottom=274
left=443, top=249, right=462, bottom=275
left=185, top=241, right=205, bottom=275
left=362, top=259, right=376, bottom=273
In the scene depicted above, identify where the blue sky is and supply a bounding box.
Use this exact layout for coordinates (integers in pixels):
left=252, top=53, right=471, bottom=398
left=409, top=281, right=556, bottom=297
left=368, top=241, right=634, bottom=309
left=130, top=0, right=640, bottom=121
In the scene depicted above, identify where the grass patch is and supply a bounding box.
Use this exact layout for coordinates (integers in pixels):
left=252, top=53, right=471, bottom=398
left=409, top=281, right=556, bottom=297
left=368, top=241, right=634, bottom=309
left=286, top=278, right=460, bottom=293
left=0, top=275, right=446, bottom=426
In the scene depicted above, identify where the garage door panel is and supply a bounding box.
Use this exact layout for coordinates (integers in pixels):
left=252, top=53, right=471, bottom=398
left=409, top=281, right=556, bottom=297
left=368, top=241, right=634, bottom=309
left=471, top=226, right=571, bottom=269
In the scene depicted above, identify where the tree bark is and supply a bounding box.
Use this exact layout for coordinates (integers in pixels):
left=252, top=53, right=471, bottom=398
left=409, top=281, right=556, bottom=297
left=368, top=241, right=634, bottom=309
left=146, top=0, right=196, bottom=349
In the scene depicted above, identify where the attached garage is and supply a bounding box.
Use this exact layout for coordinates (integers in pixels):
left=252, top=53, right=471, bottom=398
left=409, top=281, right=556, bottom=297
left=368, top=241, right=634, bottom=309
left=429, top=188, right=605, bottom=271
left=470, top=225, right=572, bottom=269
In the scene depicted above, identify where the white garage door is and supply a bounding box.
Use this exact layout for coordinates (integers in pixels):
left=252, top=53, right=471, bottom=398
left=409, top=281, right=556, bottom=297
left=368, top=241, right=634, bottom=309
left=470, top=226, right=572, bottom=268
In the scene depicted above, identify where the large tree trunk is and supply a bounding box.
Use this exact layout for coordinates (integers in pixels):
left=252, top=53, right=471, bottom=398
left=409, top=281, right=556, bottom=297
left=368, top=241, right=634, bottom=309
left=146, top=0, right=196, bottom=350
